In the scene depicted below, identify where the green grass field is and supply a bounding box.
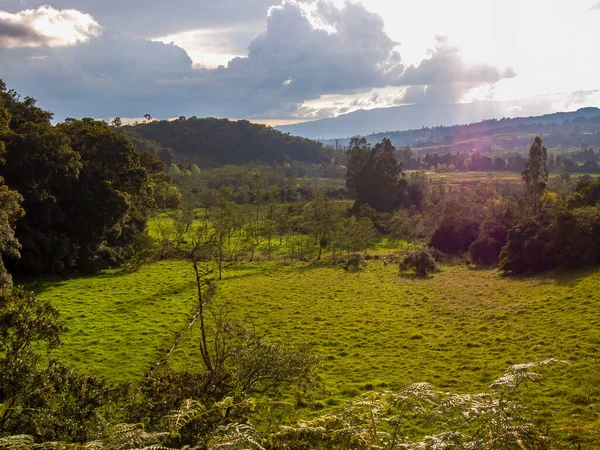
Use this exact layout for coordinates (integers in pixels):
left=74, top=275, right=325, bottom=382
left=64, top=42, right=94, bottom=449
left=30, top=257, right=600, bottom=436
left=29, top=262, right=198, bottom=382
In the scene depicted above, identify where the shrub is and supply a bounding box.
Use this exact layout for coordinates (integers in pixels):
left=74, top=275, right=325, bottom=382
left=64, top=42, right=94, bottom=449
left=399, top=247, right=437, bottom=277
left=429, top=220, right=479, bottom=254
left=469, top=234, right=504, bottom=266
left=345, top=253, right=365, bottom=271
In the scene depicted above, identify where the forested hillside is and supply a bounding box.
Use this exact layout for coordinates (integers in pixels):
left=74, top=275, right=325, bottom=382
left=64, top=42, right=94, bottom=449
left=321, top=107, right=600, bottom=153
left=121, top=117, right=329, bottom=167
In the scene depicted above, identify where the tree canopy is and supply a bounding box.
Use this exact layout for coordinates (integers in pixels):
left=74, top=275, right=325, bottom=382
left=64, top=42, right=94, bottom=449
left=120, top=117, right=329, bottom=167
left=522, top=136, right=548, bottom=214
left=0, top=80, right=152, bottom=274
left=345, top=137, right=405, bottom=213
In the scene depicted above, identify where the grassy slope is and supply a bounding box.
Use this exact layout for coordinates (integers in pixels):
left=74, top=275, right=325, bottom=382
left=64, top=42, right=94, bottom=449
left=29, top=261, right=197, bottom=382
left=169, top=260, right=600, bottom=428
left=31, top=258, right=600, bottom=432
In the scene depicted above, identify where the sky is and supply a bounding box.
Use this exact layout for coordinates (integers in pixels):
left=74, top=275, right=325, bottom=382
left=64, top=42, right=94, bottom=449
left=0, top=0, right=599, bottom=127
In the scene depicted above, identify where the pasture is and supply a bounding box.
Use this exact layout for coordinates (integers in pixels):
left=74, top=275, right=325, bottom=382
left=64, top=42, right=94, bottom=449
left=31, top=257, right=600, bottom=435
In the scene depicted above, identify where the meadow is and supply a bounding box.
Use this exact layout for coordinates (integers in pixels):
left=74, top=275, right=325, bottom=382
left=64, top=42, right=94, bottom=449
left=31, top=256, right=600, bottom=436
left=29, top=262, right=198, bottom=382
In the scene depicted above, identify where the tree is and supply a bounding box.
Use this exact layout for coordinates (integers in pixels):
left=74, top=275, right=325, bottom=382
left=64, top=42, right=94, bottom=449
left=521, top=136, right=548, bottom=214
left=111, top=117, right=122, bottom=128
left=0, top=86, right=82, bottom=274
left=190, top=163, right=201, bottom=176
left=1, top=82, right=152, bottom=274
left=303, top=193, right=346, bottom=261
left=213, top=187, right=233, bottom=279
left=0, top=286, right=63, bottom=434
left=346, top=137, right=404, bottom=213
left=0, top=182, right=23, bottom=286
left=0, top=99, right=24, bottom=286
left=169, top=163, right=182, bottom=177
left=249, top=171, right=263, bottom=262
left=399, top=247, right=437, bottom=277
left=56, top=118, right=150, bottom=271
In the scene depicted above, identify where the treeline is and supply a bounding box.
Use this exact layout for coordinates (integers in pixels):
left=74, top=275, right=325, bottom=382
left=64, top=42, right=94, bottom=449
left=348, top=136, right=600, bottom=275
left=0, top=81, right=176, bottom=275
left=168, top=163, right=347, bottom=207
left=119, top=116, right=333, bottom=167
left=397, top=147, right=600, bottom=173
left=324, top=108, right=600, bottom=149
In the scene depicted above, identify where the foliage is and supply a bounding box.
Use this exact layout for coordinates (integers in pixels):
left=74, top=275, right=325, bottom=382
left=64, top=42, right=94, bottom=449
left=499, top=201, right=600, bottom=274
left=346, top=137, right=405, bottom=213
left=399, top=247, right=438, bottom=277
left=0, top=360, right=570, bottom=449
left=302, top=194, right=348, bottom=260
left=0, top=285, right=62, bottom=434
left=139, top=152, right=182, bottom=209
left=121, top=118, right=329, bottom=167
left=521, top=136, right=548, bottom=214
left=0, top=182, right=23, bottom=286
left=0, top=99, right=24, bottom=284
left=55, top=118, right=150, bottom=272
left=468, top=197, right=519, bottom=266
left=0, top=82, right=153, bottom=274
left=265, top=360, right=565, bottom=449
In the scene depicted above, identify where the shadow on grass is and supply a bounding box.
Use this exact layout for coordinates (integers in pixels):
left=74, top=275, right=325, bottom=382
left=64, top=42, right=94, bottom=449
left=495, top=265, right=600, bottom=287
left=21, top=270, right=125, bottom=295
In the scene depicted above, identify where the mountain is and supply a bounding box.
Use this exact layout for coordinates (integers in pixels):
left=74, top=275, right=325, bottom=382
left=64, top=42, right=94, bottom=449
left=122, top=117, right=328, bottom=167
left=319, top=107, right=600, bottom=153
left=276, top=103, right=600, bottom=141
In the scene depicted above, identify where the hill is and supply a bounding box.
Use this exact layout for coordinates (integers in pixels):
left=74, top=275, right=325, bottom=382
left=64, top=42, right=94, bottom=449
left=277, top=104, right=600, bottom=144
left=316, top=108, right=600, bottom=156
left=122, top=117, right=329, bottom=167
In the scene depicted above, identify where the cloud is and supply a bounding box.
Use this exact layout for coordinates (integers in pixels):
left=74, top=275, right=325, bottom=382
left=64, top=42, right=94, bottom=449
left=0, top=6, right=101, bottom=48
left=0, top=1, right=516, bottom=123
left=0, top=0, right=405, bottom=120
left=0, top=0, right=277, bottom=38
left=397, top=37, right=516, bottom=104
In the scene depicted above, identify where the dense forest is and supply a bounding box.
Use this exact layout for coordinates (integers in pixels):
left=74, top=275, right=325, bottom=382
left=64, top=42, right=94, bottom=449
left=119, top=117, right=330, bottom=167
left=1, top=80, right=600, bottom=448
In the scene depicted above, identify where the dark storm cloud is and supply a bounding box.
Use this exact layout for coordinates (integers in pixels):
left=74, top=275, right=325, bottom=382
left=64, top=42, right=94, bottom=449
left=0, top=20, right=45, bottom=45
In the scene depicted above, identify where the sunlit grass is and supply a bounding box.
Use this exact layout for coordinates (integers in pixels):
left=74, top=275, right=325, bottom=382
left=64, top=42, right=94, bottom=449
left=31, top=257, right=600, bottom=434
left=170, top=260, right=600, bottom=429
left=29, top=261, right=197, bottom=382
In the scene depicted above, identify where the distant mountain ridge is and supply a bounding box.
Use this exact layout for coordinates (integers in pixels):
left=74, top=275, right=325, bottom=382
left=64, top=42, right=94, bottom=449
left=276, top=103, right=600, bottom=141
left=322, top=107, right=600, bottom=150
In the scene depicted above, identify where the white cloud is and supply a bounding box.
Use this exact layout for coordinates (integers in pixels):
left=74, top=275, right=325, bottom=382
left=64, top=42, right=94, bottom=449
left=0, top=0, right=407, bottom=120
left=3, top=0, right=592, bottom=128
left=396, top=37, right=516, bottom=104
left=0, top=6, right=101, bottom=48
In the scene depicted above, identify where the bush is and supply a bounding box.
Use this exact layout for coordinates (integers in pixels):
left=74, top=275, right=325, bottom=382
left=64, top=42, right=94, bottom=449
left=469, top=234, right=504, bottom=266
left=345, top=253, right=365, bottom=271
left=399, top=247, right=437, bottom=277
left=498, top=218, right=552, bottom=274
left=429, top=220, right=479, bottom=254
